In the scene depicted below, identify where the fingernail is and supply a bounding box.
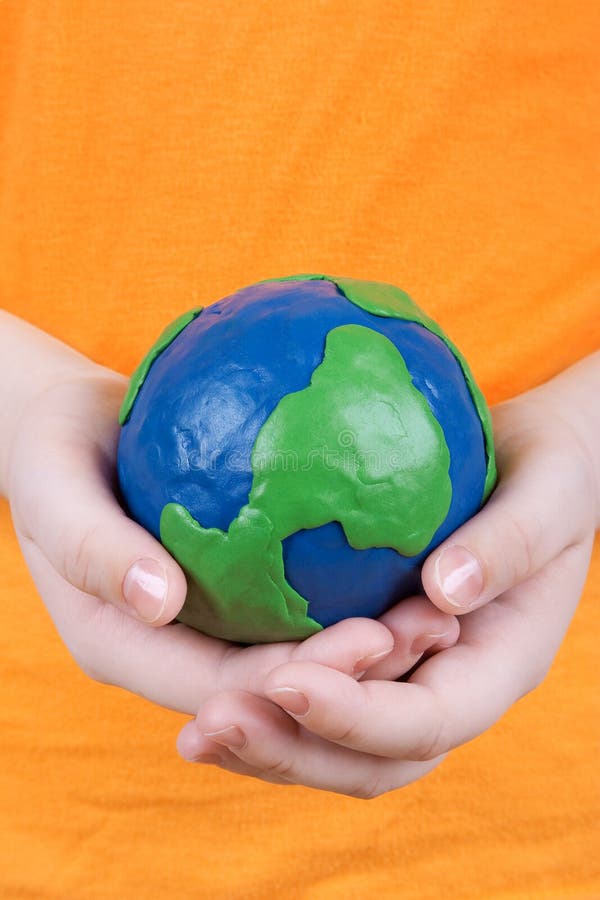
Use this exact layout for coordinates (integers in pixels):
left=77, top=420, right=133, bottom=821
left=435, top=546, right=483, bottom=609
left=181, top=747, right=225, bottom=765
left=266, top=688, right=310, bottom=717
left=352, top=646, right=393, bottom=678
left=410, top=632, right=451, bottom=655
left=122, top=558, right=168, bottom=623
left=202, top=725, right=247, bottom=749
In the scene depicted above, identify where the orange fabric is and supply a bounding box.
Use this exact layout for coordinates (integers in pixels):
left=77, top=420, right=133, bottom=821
left=1, top=1, right=599, bottom=897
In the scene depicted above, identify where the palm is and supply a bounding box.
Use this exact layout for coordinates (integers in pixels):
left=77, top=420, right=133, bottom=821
left=15, top=532, right=364, bottom=714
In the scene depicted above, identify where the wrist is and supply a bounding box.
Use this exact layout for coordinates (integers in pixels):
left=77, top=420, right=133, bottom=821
left=530, top=354, right=600, bottom=531
left=0, top=312, right=117, bottom=498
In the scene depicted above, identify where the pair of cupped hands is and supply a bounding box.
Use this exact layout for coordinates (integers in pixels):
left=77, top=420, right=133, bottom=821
left=7, top=354, right=598, bottom=799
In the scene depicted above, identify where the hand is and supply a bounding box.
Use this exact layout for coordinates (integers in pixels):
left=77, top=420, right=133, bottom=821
left=176, top=363, right=599, bottom=797
left=6, top=356, right=458, bottom=714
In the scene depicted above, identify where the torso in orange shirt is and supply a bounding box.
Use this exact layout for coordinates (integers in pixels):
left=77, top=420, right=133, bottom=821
left=0, top=2, right=598, bottom=898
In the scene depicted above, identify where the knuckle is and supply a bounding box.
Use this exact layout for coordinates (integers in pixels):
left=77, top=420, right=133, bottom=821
left=350, top=771, right=387, bottom=801
left=412, top=716, right=448, bottom=762
left=324, top=689, right=371, bottom=747
left=262, top=756, right=297, bottom=781
left=494, top=505, right=538, bottom=586
left=66, top=603, right=116, bottom=685
left=62, top=522, right=104, bottom=596
left=328, top=720, right=363, bottom=746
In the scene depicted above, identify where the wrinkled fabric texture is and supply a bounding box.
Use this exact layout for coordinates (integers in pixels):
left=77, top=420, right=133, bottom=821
left=0, top=2, right=599, bottom=898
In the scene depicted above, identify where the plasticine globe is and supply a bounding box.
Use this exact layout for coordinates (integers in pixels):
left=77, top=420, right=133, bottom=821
left=117, top=274, right=496, bottom=644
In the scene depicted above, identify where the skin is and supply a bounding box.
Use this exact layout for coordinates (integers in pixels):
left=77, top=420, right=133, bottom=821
left=1, top=310, right=599, bottom=799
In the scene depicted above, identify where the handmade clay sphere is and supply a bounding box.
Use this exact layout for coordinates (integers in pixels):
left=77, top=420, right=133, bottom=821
left=117, top=274, right=496, bottom=643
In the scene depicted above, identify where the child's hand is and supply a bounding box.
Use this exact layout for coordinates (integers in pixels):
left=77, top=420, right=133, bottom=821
left=3, top=328, right=458, bottom=713
left=176, top=355, right=599, bottom=797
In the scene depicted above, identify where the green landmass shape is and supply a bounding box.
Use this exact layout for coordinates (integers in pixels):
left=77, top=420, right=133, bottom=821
left=161, top=324, right=452, bottom=643
left=161, top=504, right=320, bottom=642
left=259, top=273, right=497, bottom=501
left=249, top=324, right=451, bottom=553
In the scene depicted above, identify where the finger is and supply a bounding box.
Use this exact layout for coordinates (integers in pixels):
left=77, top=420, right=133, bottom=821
left=17, top=434, right=187, bottom=626
left=176, top=723, right=292, bottom=787
left=220, top=616, right=395, bottom=695
left=265, top=662, right=451, bottom=759
left=263, top=540, right=591, bottom=760
left=421, top=411, right=591, bottom=614
left=177, top=689, right=442, bottom=798
left=371, top=595, right=460, bottom=680
left=218, top=599, right=456, bottom=699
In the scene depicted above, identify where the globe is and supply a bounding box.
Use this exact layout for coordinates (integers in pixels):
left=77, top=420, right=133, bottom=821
left=117, top=274, right=496, bottom=643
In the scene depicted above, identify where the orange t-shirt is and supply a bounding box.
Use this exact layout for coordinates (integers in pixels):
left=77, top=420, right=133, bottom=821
left=1, top=2, right=599, bottom=898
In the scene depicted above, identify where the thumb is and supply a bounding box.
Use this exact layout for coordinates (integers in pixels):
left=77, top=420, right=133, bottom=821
left=21, top=446, right=188, bottom=626
left=421, top=439, right=588, bottom=614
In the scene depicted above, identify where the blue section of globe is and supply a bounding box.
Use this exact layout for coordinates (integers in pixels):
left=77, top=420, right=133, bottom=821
left=117, top=278, right=487, bottom=627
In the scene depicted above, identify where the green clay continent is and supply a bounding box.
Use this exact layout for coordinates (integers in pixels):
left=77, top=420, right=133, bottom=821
left=161, top=503, right=321, bottom=642
left=250, top=324, right=452, bottom=555
left=160, top=324, right=452, bottom=643
left=259, top=273, right=497, bottom=501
